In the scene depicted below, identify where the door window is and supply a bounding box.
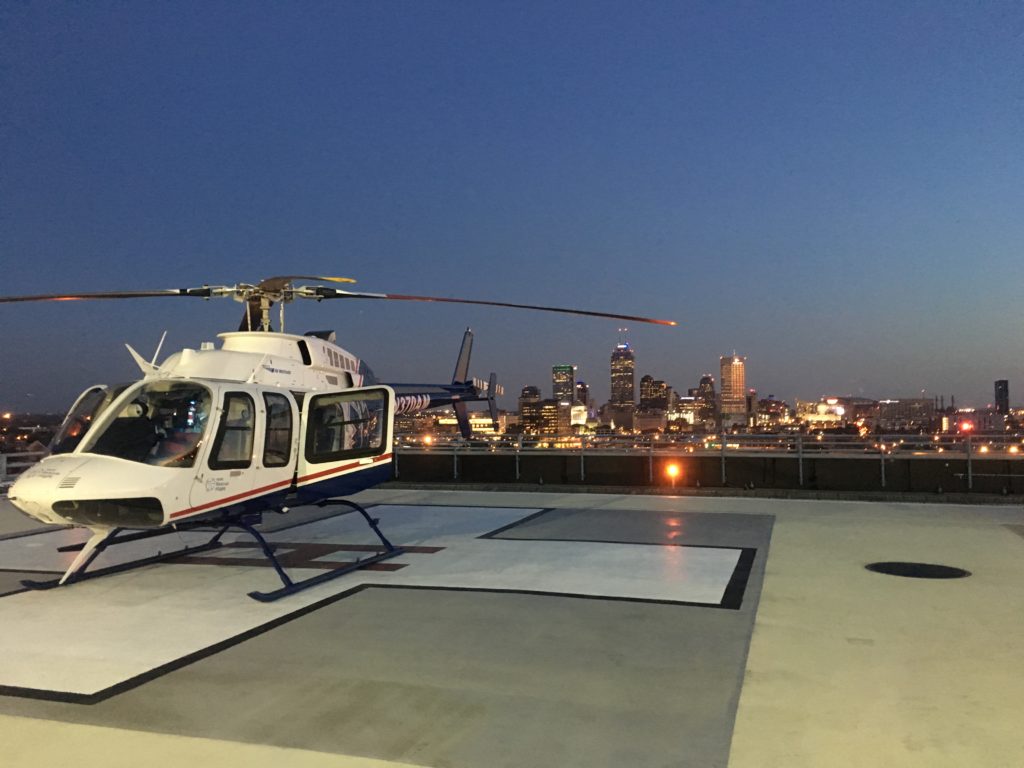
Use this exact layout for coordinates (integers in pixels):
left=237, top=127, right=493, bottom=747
left=209, top=392, right=256, bottom=469
left=305, top=389, right=389, bottom=463
left=263, top=393, right=293, bottom=467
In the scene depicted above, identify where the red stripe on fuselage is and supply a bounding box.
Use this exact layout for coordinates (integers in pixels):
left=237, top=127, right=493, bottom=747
left=168, top=453, right=393, bottom=521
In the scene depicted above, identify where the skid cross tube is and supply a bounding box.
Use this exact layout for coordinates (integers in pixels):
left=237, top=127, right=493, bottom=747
left=22, top=499, right=405, bottom=602
left=245, top=499, right=405, bottom=602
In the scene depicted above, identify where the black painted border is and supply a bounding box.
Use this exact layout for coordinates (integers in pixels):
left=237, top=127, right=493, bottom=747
left=479, top=506, right=753, bottom=551
left=0, top=504, right=762, bottom=704
left=0, top=525, right=71, bottom=543
left=478, top=508, right=557, bottom=538
left=0, top=548, right=758, bottom=706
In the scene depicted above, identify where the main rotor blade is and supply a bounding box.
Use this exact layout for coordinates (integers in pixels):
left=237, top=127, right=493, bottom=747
left=258, top=275, right=356, bottom=292
left=310, top=288, right=677, bottom=326
left=0, top=289, right=215, bottom=303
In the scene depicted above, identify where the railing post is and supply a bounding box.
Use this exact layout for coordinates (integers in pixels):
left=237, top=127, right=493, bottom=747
left=515, top=434, right=522, bottom=481
left=0, top=453, right=7, bottom=479
left=648, top=439, right=654, bottom=484
left=966, top=435, right=972, bottom=491
left=720, top=429, right=727, bottom=485
left=797, top=434, right=804, bottom=486
left=580, top=435, right=586, bottom=482
left=453, top=443, right=459, bottom=480
left=393, top=447, right=399, bottom=479
left=880, top=443, right=886, bottom=488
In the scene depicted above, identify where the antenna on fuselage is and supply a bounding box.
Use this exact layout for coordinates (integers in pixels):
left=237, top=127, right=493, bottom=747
left=151, top=331, right=168, bottom=366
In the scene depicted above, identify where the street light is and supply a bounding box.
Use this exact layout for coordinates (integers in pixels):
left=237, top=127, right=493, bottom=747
left=666, top=462, right=681, bottom=488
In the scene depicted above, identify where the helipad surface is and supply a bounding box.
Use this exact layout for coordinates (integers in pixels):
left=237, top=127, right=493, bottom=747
left=0, top=488, right=1021, bottom=767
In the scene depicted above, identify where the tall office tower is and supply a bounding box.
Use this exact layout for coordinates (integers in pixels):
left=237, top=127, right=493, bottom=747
left=697, top=374, right=716, bottom=422
left=552, top=365, right=577, bottom=403
left=720, top=356, right=747, bottom=417
left=518, top=385, right=541, bottom=411
left=519, top=386, right=543, bottom=434
left=652, top=381, right=671, bottom=410
left=639, top=376, right=670, bottom=410
left=995, top=380, right=1009, bottom=415
left=639, top=375, right=656, bottom=408
left=610, top=343, right=635, bottom=405
left=575, top=380, right=590, bottom=407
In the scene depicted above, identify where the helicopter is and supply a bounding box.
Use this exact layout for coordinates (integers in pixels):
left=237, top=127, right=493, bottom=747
left=2, top=275, right=675, bottom=600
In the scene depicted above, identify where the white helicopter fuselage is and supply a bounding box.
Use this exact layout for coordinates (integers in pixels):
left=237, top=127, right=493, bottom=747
left=9, top=331, right=396, bottom=535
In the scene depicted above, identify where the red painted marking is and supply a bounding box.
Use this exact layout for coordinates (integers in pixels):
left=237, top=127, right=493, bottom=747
left=296, top=453, right=392, bottom=484
left=168, top=453, right=393, bottom=521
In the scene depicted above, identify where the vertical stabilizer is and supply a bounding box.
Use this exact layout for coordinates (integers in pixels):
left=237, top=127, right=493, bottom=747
left=453, top=401, right=471, bottom=438
left=452, top=329, right=473, bottom=383
left=487, top=372, right=499, bottom=430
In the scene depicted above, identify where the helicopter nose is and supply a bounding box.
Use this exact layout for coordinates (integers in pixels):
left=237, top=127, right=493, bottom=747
left=8, top=455, right=173, bottom=529
left=7, top=456, right=90, bottom=526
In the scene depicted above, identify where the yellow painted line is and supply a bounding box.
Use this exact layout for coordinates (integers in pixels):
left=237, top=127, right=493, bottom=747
left=0, top=714, right=432, bottom=768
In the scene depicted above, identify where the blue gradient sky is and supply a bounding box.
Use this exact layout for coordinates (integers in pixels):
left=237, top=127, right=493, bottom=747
left=2, top=1, right=1023, bottom=412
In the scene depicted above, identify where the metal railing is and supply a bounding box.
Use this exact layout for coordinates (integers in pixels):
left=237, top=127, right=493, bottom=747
left=393, top=431, right=1024, bottom=456
left=393, top=432, right=1024, bottom=490
left=6, top=433, right=1024, bottom=491
left=0, top=450, right=47, bottom=485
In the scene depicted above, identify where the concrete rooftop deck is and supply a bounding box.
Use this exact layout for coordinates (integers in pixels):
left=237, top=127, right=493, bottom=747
left=0, top=488, right=1021, bottom=767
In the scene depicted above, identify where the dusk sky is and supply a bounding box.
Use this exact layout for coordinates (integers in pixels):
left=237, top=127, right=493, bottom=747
left=2, top=2, right=1023, bottom=413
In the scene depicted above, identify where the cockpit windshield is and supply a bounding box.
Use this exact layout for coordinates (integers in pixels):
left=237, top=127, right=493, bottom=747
left=85, top=381, right=213, bottom=467
left=50, top=383, right=131, bottom=455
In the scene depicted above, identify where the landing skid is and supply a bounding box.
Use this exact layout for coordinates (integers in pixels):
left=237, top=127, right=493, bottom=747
left=22, top=498, right=405, bottom=602
left=21, top=526, right=228, bottom=590
left=246, top=499, right=405, bottom=602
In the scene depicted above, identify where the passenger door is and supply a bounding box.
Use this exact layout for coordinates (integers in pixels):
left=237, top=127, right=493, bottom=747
left=253, top=390, right=299, bottom=501
left=189, top=389, right=257, bottom=513
left=295, top=386, right=394, bottom=503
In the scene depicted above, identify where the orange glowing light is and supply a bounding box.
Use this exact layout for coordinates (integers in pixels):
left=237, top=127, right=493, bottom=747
left=422, top=435, right=433, bottom=445
left=1010, top=446, right=1020, bottom=455
left=665, top=463, right=681, bottom=478
left=960, top=422, right=974, bottom=432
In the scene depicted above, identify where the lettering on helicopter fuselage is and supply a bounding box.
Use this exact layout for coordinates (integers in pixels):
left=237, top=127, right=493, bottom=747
left=21, top=465, right=60, bottom=479
left=395, top=394, right=432, bottom=414
left=262, top=365, right=292, bottom=375
left=205, top=477, right=230, bottom=492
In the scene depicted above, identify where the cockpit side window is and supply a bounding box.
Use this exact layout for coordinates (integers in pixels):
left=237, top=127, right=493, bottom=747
left=51, top=386, right=108, bottom=455
left=209, top=392, right=256, bottom=470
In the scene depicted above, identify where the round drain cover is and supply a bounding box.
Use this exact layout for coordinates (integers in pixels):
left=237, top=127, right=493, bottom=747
left=865, top=561, right=970, bottom=579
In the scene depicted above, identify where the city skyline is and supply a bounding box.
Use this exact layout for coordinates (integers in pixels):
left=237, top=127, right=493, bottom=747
left=510, top=339, right=1016, bottom=416
left=3, top=4, right=1023, bottom=412
left=0, top=332, right=1018, bottom=416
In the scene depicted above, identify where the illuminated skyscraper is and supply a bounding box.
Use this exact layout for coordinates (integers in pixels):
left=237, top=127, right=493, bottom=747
left=610, top=343, right=635, bottom=405
left=575, top=380, right=590, bottom=407
left=720, top=355, right=746, bottom=418
left=519, top=385, right=541, bottom=408
left=995, top=380, right=1009, bottom=415
left=639, top=376, right=670, bottom=410
left=697, top=374, right=716, bottom=421
left=552, top=365, right=577, bottom=403
left=639, top=375, right=655, bottom=407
